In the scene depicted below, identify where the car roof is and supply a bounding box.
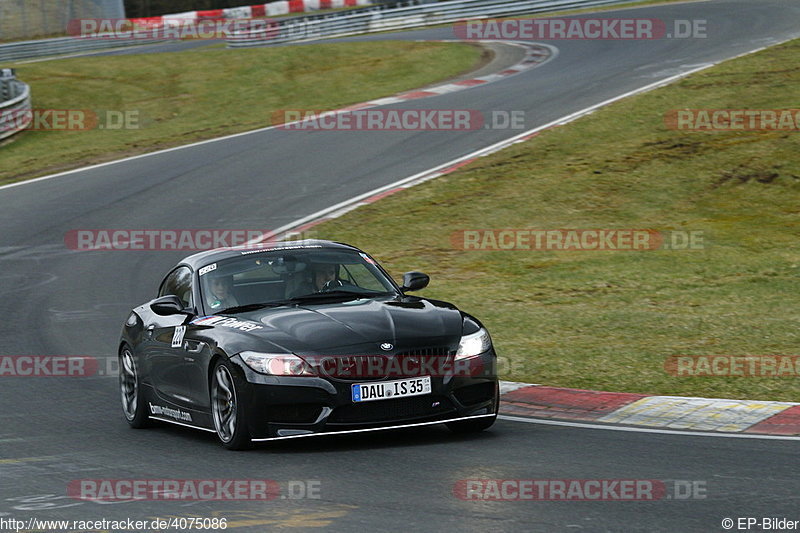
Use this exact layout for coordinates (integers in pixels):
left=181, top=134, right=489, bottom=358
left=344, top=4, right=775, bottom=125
left=177, top=239, right=362, bottom=271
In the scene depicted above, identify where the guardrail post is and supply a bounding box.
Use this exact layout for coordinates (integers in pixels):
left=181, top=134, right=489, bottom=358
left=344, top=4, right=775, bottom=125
left=0, top=68, right=15, bottom=101
left=0, top=68, right=33, bottom=144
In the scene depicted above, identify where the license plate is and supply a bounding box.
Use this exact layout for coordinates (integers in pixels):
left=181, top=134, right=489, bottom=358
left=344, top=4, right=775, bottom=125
left=352, top=376, right=431, bottom=403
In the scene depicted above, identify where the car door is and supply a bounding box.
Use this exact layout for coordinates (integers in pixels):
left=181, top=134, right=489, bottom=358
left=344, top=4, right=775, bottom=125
left=181, top=329, right=214, bottom=412
left=148, top=266, right=195, bottom=408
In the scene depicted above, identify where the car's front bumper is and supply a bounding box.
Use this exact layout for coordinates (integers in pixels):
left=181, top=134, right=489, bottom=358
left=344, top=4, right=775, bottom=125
left=230, top=351, right=499, bottom=440
left=248, top=414, right=497, bottom=442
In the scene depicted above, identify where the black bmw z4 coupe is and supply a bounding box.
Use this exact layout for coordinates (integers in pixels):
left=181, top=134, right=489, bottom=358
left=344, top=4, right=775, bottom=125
left=119, top=240, right=499, bottom=449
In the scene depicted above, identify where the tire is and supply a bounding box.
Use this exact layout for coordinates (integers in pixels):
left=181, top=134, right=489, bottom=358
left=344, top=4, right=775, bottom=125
left=211, top=359, right=252, bottom=450
left=119, top=346, right=150, bottom=428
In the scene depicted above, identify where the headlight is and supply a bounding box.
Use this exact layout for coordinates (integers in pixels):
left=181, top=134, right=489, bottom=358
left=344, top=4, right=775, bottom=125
left=239, top=352, right=316, bottom=376
left=455, top=328, right=492, bottom=360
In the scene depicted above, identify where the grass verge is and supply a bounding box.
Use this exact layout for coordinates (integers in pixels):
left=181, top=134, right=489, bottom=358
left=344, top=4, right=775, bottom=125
left=0, top=40, right=481, bottom=184
left=308, top=38, right=800, bottom=401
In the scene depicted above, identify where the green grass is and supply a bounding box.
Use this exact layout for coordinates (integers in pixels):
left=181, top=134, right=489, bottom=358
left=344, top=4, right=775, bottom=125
left=306, top=38, right=800, bottom=402
left=0, top=41, right=481, bottom=184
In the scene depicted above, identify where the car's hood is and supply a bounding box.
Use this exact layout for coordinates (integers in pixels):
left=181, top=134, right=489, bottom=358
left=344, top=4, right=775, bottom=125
left=229, top=296, right=464, bottom=354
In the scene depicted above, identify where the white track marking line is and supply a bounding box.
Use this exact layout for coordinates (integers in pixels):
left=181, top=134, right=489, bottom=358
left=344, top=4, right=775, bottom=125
left=261, top=61, right=714, bottom=240
left=0, top=41, right=550, bottom=193
left=261, top=34, right=800, bottom=243
left=498, top=415, right=800, bottom=441
left=499, top=381, right=540, bottom=394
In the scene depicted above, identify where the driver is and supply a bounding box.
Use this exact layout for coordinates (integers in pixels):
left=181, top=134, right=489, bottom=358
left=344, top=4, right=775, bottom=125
left=313, top=263, right=340, bottom=291
left=284, top=262, right=345, bottom=299
left=207, top=273, right=239, bottom=310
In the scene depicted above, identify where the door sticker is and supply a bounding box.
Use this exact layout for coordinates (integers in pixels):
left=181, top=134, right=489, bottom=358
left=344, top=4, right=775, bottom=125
left=171, top=325, right=186, bottom=348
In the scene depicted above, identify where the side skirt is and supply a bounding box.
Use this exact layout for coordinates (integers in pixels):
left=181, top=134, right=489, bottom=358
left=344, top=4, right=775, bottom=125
left=149, top=416, right=216, bottom=433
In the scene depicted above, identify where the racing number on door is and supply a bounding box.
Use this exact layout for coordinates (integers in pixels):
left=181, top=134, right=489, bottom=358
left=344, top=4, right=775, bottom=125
left=171, top=326, right=186, bottom=348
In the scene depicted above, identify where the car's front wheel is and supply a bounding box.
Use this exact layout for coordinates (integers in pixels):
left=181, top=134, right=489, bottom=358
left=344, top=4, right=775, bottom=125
left=119, top=346, right=149, bottom=428
left=211, top=360, right=251, bottom=450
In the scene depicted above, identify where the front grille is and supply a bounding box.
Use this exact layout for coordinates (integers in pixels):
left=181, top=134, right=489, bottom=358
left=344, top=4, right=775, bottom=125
left=316, top=347, right=454, bottom=382
left=453, top=382, right=496, bottom=406
left=396, top=347, right=453, bottom=357
left=315, top=355, right=388, bottom=382
left=328, top=395, right=454, bottom=424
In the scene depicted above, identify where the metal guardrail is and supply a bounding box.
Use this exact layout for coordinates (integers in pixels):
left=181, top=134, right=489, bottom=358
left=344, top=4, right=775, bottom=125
left=0, top=1, right=404, bottom=63
left=0, top=0, right=606, bottom=61
left=0, top=35, right=166, bottom=63
left=227, top=0, right=640, bottom=46
left=0, top=69, right=32, bottom=143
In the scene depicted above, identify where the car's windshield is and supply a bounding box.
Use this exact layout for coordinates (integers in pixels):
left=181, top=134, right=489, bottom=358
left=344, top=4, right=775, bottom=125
left=199, top=248, right=398, bottom=313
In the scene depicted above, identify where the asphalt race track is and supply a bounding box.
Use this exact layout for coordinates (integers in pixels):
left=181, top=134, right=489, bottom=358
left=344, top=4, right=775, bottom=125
left=1, top=1, right=799, bottom=531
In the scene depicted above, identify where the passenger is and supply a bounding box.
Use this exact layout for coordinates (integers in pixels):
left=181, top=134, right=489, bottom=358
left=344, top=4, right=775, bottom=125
left=207, top=274, right=238, bottom=310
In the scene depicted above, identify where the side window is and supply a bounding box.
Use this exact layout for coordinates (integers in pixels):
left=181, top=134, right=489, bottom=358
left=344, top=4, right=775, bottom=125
left=159, top=267, right=194, bottom=308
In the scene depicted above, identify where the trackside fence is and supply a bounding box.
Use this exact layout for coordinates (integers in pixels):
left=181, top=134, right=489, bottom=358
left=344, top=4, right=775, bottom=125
left=0, top=69, right=31, bottom=143
left=227, top=0, right=642, bottom=46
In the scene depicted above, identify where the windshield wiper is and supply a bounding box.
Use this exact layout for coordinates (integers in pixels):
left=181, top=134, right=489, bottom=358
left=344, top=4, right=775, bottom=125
left=286, top=290, right=367, bottom=302
left=217, top=302, right=288, bottom=314
left=220, top=291, right=391, bottom=312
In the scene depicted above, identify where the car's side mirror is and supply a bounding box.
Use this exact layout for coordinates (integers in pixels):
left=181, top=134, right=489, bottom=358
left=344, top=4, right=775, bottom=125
left=400, top=271, right=430, bottom=292
left=150, top=295, right=186, bottom=316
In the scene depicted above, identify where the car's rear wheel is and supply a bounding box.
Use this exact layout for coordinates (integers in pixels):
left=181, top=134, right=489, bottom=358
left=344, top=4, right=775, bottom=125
left=211, top=360, right=251, bottom=450
left=119, top=346, right=149, bottom=428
